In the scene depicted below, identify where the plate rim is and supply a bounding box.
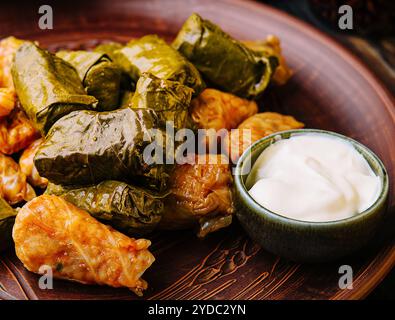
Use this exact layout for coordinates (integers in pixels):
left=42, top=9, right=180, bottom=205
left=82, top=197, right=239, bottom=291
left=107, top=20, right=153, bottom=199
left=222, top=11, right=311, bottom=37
left=1, top=0, right=394, bottom=300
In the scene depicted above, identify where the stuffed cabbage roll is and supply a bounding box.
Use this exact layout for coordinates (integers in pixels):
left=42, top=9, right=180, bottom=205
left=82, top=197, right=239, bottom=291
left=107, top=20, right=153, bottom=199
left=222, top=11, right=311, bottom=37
left=12, top=42, right=98, bottom=134
left=0, top=108, right=40, bottom=154
left=191, top=88, right=258, bottom=131
left=35, top=108, right=170, bottom=191
left=173, top=13, right=278, bottom=99
left=45, top=180, right=164, bottom=235
left=0, top=36, right=25, bottom=90
left=225, top=112, right=304, bottom=162
left=0, top=37, right=25, bottom=117
left=243, top=35, right=293, bottom=86
left=13, top=195, right=155, bottom=295
left=56, top=50, right=122, bottom=111
left=19, top=138, right=48, bottom=188
left=0, top=197, right=16, bottom=252
left=130, top=73, right=193, bottom=130
left=0, top=87, right=15, bottom=118
left=114, top=35, right=205, bottom=94
left=191, top=88, right=257, bottom=151
left=159, top=154, right=234, bottom=237
left=0, top=153, right=36, bottom=205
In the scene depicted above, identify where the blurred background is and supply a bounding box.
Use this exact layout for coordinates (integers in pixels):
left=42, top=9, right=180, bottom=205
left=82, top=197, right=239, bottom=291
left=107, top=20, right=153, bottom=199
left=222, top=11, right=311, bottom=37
left=263, top=0, right=394, bottom=97
left=261, top=0, right=394, bottom=300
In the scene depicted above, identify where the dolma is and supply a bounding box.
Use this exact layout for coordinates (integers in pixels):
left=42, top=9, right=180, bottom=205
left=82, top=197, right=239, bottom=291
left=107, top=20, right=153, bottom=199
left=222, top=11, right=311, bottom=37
left=35, top=108, right=170, bottom=191
left=93, top=42, right=123, bottom=61
left=159, top=154, right=234, bottom=237
left=0, top=197, right=17, bottom=252
left=13, top=195, right=155, bottom=295
left=120, top=90, right=135, bottom=108
left=94, top=42, right=135, bottom=92
left=12, top=42, right=97, bottom=134
left=114, top=35, right=205, bottom=94
left=46, top=180, right=164, bottom=235
left=130, top=73, right=193, bottom=130
left=57, top=50, right=122, bottom=111
left=243, top=35, right=293, bottom=86
left=172, top=13, right=278, bottom=99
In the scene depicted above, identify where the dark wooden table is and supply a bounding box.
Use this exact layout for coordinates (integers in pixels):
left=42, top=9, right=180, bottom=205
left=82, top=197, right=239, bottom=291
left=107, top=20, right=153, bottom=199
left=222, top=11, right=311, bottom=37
left=262, top=0, right=395, bottom=300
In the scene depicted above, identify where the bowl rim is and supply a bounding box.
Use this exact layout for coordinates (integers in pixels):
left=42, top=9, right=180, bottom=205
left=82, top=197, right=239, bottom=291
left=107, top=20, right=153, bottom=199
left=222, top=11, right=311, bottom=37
left=234, top=128, right=389, bottom=227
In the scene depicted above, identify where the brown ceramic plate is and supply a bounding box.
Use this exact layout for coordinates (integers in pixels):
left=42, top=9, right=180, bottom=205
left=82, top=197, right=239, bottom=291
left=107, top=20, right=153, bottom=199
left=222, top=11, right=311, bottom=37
left=0, top=0, right=394, bottom=300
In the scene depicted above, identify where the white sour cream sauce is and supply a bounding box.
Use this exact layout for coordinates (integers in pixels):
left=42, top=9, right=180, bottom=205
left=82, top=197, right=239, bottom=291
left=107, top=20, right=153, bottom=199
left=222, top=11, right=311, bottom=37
left=247, top=134, right=381, bottom=222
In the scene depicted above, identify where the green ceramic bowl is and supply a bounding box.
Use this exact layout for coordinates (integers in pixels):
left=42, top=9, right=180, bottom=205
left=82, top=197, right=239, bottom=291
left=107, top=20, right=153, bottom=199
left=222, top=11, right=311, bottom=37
left=234, top=129, right=389, bottom=263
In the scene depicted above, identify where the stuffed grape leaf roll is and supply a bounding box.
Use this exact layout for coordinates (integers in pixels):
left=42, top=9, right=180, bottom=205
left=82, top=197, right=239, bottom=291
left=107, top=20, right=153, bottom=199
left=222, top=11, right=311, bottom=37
left=120, top=90, right=135, bottom=108
left=94, top=42, right=135, bottom=92
left=56, top=50, right=122, bottom=111
left=45, top=180, right=164, bottom=236
left=94, top=42, right=123, bottom=61
left=0, top=197, right=17, bottom=252
left=172, top=13, right=278, bottom=99
left=130, top=73, right=193, bottom=130
left=34, top=108, right=170, bottom=191
left=11, top=42, right=98, bottom=134
left=113, top=35, right=205, bottom=95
